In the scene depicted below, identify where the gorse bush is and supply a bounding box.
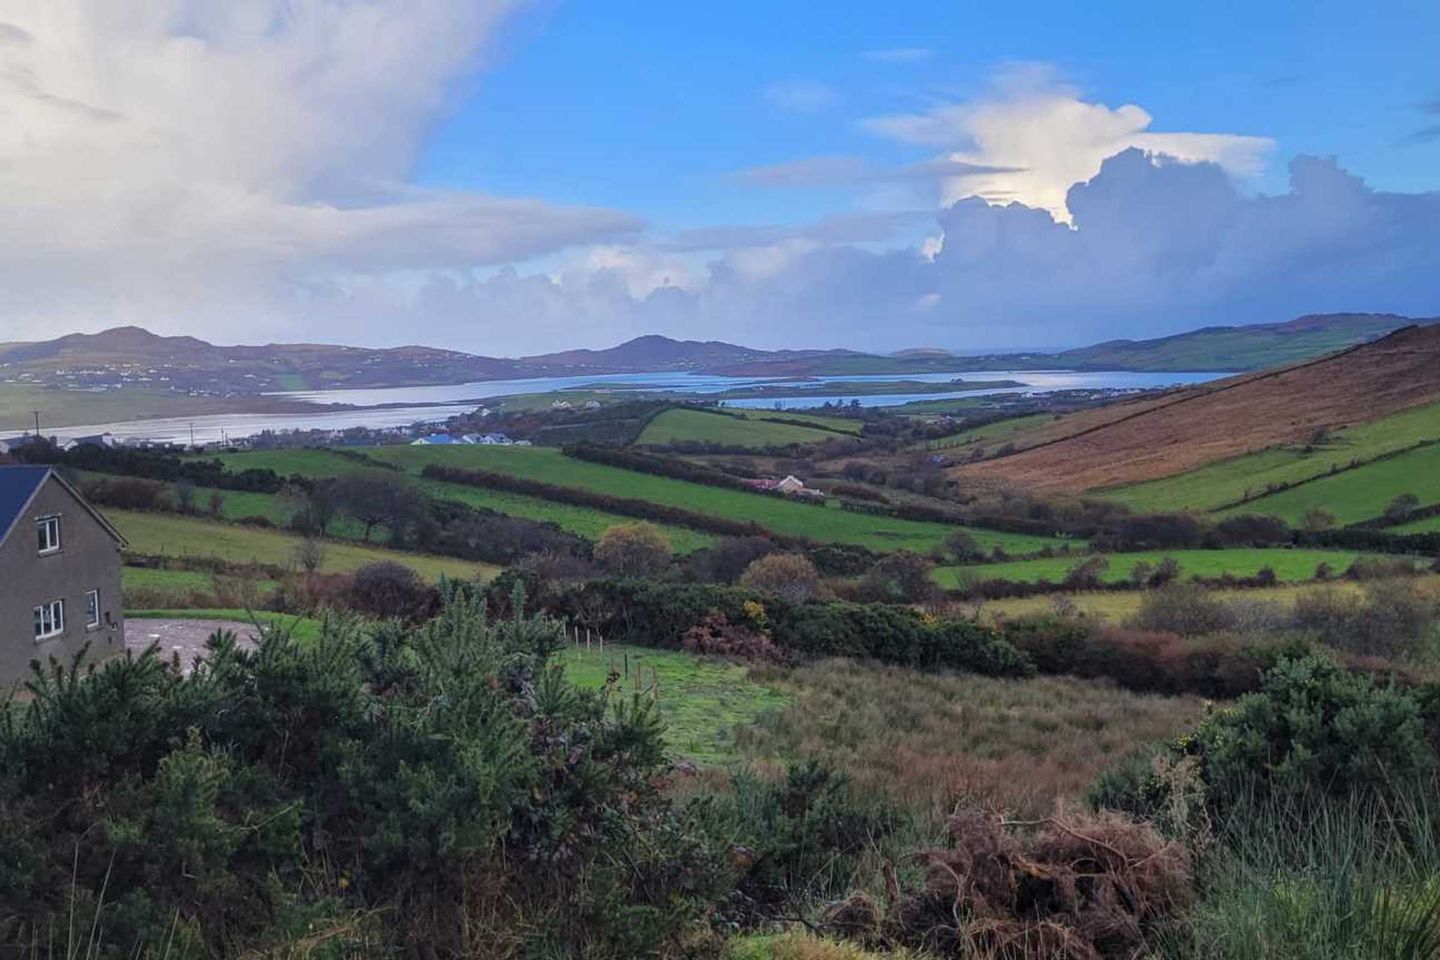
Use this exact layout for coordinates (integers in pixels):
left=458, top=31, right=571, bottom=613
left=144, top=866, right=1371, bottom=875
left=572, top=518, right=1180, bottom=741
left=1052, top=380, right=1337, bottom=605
left=0, top=589, right=728, bottom=958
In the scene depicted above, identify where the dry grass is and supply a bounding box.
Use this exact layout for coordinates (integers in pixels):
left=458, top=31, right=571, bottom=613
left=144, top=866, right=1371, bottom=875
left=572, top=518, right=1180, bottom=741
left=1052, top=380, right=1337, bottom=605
left=735, top=660, right=1207, bottom=823
left=954, top=323, right=1440, bottom=492
left=974, top=576, right=1440, bottom=625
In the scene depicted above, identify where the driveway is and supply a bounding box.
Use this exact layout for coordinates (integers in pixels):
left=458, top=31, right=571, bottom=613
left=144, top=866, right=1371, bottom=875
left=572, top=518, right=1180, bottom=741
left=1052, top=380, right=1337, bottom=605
left=126, top=618, right=260, bottom=671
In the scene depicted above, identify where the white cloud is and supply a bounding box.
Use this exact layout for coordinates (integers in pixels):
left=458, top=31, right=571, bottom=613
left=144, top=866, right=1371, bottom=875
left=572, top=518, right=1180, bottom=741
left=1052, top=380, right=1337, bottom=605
left=860, top=47, right=934, bottom=64
left=762, top=79, right=837, bottom=114
left=862, top=73, right=1272, bottom=223
left=0, top=0, right=639, bottom=342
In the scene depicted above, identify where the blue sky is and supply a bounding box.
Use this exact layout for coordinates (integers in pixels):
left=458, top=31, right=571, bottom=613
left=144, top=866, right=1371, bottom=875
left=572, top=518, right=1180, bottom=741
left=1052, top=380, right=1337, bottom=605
left=1, top=1, right=1437, bottom=353
left=419, top=0, right=1440, bottom=228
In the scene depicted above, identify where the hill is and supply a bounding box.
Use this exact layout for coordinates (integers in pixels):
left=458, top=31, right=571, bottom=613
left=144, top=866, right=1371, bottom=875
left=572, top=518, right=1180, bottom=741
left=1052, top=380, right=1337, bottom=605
left=954, top=323, right=1440, bottom=493
left=4, top=313, right=1433, bottom=401
left=1051, top=313, right=1433, bottom=372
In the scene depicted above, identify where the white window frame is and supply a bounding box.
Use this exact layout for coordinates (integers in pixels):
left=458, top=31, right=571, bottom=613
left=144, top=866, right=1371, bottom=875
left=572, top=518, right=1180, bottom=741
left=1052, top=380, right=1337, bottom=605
left=85, top=589, right=101, bottom=629
left=36, top=515, right=61, bottom=554
left=34, top=599, right=64, bottom=641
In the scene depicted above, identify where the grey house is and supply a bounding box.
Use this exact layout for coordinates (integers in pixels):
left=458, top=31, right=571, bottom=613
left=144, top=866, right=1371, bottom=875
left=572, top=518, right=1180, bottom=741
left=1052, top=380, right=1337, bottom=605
left=0, top=466, right=126, bottom=685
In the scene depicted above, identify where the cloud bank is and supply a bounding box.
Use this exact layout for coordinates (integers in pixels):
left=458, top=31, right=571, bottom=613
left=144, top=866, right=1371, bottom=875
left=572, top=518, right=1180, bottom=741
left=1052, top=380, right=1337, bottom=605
left=0, top=8, right=1435, bottom=356
left=0, top=0, right=637, bottom=342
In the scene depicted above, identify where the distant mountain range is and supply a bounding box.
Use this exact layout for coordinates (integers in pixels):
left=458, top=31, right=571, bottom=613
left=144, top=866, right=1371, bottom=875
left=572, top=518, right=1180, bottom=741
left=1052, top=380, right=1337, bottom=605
left=0, top=312, right=1433, bottom=396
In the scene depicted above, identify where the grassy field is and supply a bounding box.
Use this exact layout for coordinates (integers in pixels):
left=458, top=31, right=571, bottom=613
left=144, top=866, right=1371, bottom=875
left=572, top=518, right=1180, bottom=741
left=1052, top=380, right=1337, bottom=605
left=1395, top=513, right=1440, bottom=533
left=935, top=547, right=1375, bottom=588
left=737, top=659, right=1205, bottom=821
left=109, top=510, right=494, bottom=582
left=975, top=575, right=1440, bottom=624
left=353, top=445, right=1064, bottom=554
left=1212, top=442, right=1440, bottom=526
left=636, top=408, right=839, bottom=447
left=744, top=409, right=863, bottom=434
left=209, top=449, right=713, bottom=553
left=559, top=644, right=787, bottom=764
left=122, top=565, right=281, bottom=594
left=1104, top=400, right=1440, bottom=513
left=916, top=412, right=1055, bottom=451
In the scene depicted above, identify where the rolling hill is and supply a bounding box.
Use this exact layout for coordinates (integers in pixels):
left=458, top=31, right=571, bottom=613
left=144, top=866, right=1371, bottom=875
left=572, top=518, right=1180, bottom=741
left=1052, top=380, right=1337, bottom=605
left=1049, top=313, right=1433, bottom=372
left=954, top=323, right=1440, bottom=493
left=4, top=312, right=1432, bottom=401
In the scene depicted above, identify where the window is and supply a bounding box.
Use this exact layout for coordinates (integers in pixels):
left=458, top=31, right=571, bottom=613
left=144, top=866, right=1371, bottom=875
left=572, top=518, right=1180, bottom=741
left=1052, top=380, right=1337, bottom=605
left=34, top=600, right=64, bottom=641
left=86, top=590, right=101, bottom=628
left=36, top=515, right=61, bottom=554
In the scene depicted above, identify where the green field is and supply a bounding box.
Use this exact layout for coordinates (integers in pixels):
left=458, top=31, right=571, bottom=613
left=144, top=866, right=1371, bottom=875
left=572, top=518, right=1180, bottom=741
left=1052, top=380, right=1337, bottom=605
left=916, top=412, right=1055, bottom=451
left=1212, top=442, right=1440, bottom=526
left=109, top=510, right=494, bottom=582
left=741, top=409, right=863, bottom=433
left=636, top=408, right=839, bottom=448
left=1104, top=400, right=1440, bottom=513
left=558, top=644, right=786, bottom=764
left=934, top=547, right=1377, bottom=588
left=350, top=445, right=1063, bottom=554
left=208, top=449, right=713, bottom=553
left=1394, top=514, right=1440, bottom=534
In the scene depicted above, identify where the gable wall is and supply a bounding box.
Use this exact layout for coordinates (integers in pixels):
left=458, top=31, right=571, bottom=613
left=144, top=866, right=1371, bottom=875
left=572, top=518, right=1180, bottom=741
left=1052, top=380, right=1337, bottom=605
left=0, top=477, right=125, bottom=685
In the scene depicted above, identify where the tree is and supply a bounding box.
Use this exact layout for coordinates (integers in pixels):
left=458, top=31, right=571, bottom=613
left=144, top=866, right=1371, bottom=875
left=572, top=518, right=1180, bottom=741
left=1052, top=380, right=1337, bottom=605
left=594, top=522, right=671, bottom=577
left=206, top=491, right=225, bottom=518
left=740, top=553, right=822, bottom=603
left=174, top=478, right=197, bottom=514
left=331, top=471, right=422, bottom=543
left=1384, top=492, right=1421, bottom=522
left=942, top=530, right=985, bottom=563
left=292, top=537, right=326, bottom=574
left=346, top=561, right=436, bottom=620
left=1301, top=507, right=1337, bottom=532
left=856, top=551, right=938, bottom=605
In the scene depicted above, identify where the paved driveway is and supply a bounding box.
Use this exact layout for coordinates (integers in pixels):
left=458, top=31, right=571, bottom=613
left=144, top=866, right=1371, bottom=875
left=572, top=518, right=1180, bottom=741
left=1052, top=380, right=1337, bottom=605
left=126, top=618, right=260, bottom=671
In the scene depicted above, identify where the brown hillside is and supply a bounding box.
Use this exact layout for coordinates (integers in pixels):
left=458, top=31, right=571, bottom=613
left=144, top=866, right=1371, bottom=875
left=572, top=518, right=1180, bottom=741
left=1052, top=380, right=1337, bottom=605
left=954, top=324, right=1440, bottom=493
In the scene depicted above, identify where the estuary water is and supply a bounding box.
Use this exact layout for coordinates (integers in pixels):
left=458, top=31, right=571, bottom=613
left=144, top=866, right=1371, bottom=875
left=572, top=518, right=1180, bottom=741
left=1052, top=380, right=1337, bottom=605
left=52, top=368, right=1225, bottom=445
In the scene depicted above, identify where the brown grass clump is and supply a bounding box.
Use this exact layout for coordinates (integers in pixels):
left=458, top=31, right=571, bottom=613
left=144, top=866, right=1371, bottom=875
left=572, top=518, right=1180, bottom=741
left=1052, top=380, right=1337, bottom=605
left=882, top=810, right=1192, bottom=959
left=737, top=661, right=1206, bottom=822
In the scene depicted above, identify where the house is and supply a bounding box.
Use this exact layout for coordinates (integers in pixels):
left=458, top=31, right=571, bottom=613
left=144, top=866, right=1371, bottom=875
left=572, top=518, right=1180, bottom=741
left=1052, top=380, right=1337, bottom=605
left=0, top=466, right=126, bottom=685
left=410, top=433, right=457, bottom=445
left=59, top=432, right=119, bottom=451
left=742, top=474, right=810, bottom=496
left=0, top=434, right=44, bottom=456
left=774, top=475, right=806, bottom=495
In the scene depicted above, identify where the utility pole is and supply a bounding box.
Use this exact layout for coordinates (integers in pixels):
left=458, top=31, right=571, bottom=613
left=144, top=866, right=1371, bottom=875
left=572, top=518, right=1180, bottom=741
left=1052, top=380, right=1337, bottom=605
left=189, top=422, right=195, bottom=447
left=32, top=411, right=40, bottom=436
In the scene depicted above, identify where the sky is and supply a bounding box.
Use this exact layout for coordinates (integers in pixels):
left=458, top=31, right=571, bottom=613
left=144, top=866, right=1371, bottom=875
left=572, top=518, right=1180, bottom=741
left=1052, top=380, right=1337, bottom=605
left=0, top=0, right=1437, bottom=355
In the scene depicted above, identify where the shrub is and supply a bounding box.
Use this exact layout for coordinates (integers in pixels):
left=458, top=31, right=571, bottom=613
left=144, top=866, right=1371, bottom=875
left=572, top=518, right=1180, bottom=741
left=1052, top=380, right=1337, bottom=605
left=81, top=475, right=168, bottom=511
left=1385, top=492, right=1423, bottom=522
left=879, top=810, right=1191, bottom=958
left=345, top=561, right=438, bottom=620
left=1302, top=507, right=1338, bottom=533
left=1062, top=555, right=1110, bottom=589
left=686, top=536, right=780, bottom=583
left=0, top=593, right=729, bottom=956
left=1133, top=583, right=1236, bottom=637
left=854, top=552, right=939, bottom=606
left=1190, top=654, right=1434, bottom=803
left=594, top=522, right=672, bottom=577
left=1294, top=580, right=1437, bottom=657
left=681, top=611, right=784, bottom=663
left=740, top=554, right=823, bottom=603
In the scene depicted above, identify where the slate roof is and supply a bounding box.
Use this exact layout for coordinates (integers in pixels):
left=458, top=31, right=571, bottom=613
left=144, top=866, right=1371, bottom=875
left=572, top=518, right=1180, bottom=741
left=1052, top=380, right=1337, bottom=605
left=0, top=466, right=51, bottom=544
